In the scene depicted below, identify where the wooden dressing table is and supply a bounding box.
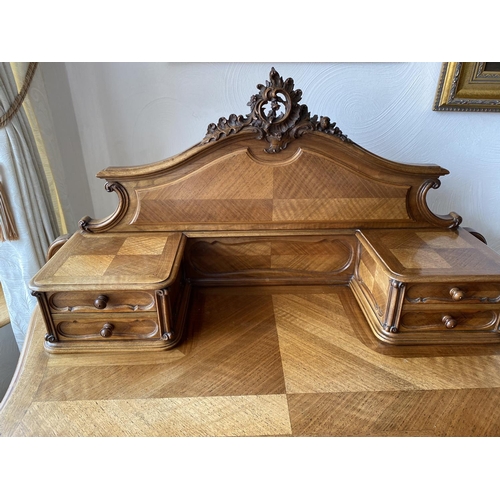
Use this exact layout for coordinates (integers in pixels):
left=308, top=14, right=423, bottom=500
left=2, top=68, right=500, bottom=437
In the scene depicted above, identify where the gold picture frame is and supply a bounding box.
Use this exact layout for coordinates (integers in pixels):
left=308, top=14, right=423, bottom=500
left=433, top=62, right=500, bottom=112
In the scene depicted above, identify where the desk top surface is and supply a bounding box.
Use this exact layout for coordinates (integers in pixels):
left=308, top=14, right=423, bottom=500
left=2, top=285, right=500, bottom=437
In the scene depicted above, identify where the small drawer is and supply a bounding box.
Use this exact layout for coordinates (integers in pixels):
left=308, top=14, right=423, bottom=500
left=405, top=283, right=500, bottom=305
left=399, top=309, right=499, bottom=332
left=53, top=315, right=160, bottom=340
left=48, top=291, right=156, bottom=314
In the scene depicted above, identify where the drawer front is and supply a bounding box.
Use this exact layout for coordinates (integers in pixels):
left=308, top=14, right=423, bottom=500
left=48, top=291, right=156, bottom=314
left=399, top=309, right=499, bottom=332
left=53, top=314, right=160, bottom=340
left=405, top=283, right=500, bottom=305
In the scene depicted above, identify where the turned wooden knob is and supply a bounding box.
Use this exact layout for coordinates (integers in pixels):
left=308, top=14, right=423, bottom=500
left=100, top=323, right=114, bottom=338
left=442, top=315, right=457, bottom=329
left=94, top=295, right=109, bottom=309
left=449, top=287, right=464, bottom=301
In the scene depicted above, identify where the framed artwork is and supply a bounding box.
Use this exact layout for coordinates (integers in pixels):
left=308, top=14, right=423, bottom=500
left=433, top=62, right=500, bottom=112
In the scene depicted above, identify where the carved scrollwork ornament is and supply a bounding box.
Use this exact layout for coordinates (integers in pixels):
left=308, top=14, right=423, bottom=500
left=416, top=179, right=462, bottom=229
left=79, top=182, right=130, bottom=233
left=201, top=67, right=350, bottom=153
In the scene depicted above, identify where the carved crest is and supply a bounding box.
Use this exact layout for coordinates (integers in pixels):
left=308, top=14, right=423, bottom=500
left=201, top=67, right=350, bottom=153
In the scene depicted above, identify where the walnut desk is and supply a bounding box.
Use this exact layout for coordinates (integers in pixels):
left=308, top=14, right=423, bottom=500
left=2, top=68, right=500, bottom=436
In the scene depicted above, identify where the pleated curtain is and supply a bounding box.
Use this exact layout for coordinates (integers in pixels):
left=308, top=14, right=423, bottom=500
left=0, top=62, right=60, bottom=347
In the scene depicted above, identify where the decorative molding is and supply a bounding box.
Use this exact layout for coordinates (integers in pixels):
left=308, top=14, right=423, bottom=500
left=201, top=67, right=350, bottom=153
left=415, top=179, right=462, bottom=229
left=382, top=279, right=405, bottom=333
left=475, top=63, right=500, bottom=80
left=406, top=292, right=500, bottom=304
left=433, top=62, right=500, bottom=112
left=185, top=237, right=356, bottom=285
left=79, top=182, right=129, bottom=233
left=46, top=233, right=71, bottom=261
left=31, top=290, right=58, bottom=342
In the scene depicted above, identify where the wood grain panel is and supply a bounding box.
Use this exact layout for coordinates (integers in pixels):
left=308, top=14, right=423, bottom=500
left=138, top=151, right=273, bottom=200
left=33, top=290, right=286, bottom=402
left=359, top=228, right=500, bottom=280
left=31, top=232, right=184, bottom=290
left=355, top=246, right=389, bottom=319
left=4, top=287, right=500, bottom=436
left=273, top=151, right=409, bottom=199
left=288, top=389, right=500, bottom=436
left=273, top=289, right=500, bottom=393
left=136, top=199, right=274, bottom=224
left=272, top=198, right=409, bottom=222
left=185, top=236, right=356, bottom=285
left=273, top=292, right=418, bottom=393
left=13, top=395, right=292, bottom=437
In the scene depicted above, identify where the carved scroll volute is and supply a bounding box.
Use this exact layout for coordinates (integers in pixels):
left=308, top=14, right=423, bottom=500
left=79, top=182, right=129, bottom=233
left=414, top=179, right=462, bottom=229
left=201, top=67, right=350, bottom=153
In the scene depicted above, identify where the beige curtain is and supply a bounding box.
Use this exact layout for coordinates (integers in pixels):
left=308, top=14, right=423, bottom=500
left=0, top=62, right=63, bottom=347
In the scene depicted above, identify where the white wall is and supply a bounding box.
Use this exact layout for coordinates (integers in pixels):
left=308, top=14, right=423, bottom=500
left=58, top=62, right=500, bottom=252
left=37, top=62, right=94, bottom=231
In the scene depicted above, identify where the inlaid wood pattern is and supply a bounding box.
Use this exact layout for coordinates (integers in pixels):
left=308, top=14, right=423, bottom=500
left=3, top=286, right=500, bottom=436
left=359, top=228, right=500, bottom=279
left=287, top=389, right=500, bottom=437
left=185, top=235, right=356, bottom=285
left=130, top=146, right=415, bottom=229
left=33, top=291, right=286, bottom=402
left=32, top=232, right=184, bottom=289
left=13, top=395, right=292, bottom=437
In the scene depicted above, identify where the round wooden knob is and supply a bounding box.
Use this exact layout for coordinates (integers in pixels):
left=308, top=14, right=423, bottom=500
left=94, top=295, right=109, bottom=309
left=449, top=287, right=464, bottom=301
left=100, top=323, right=114, bottom=338
left=442, top=315, right=457, bottom=329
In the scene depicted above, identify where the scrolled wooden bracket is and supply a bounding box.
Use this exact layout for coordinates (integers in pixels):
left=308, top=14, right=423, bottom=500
left=201, top=67, right=350, bottom=153
left=415, top=178, right=462, bottom=229
left=46, top=233, right=71, bottom=261
left=79, top=182, right=129, bottom=233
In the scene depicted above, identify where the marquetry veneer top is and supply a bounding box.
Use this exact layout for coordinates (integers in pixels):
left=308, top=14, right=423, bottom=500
left=358, top=228, right=500, bottom=281
left=31, top=231, right=185, bottom=291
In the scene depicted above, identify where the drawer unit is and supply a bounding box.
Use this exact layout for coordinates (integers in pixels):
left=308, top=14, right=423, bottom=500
left=30, top=231, right=191, bottom=353
left=352, top=229, right=500, bottom=345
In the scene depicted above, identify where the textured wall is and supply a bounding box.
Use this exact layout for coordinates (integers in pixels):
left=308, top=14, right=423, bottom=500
left=62, top=62, right=500, bottom=251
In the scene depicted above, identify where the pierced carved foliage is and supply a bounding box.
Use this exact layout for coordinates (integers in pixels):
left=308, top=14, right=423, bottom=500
left=201, top=67, right=350, bottom=153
